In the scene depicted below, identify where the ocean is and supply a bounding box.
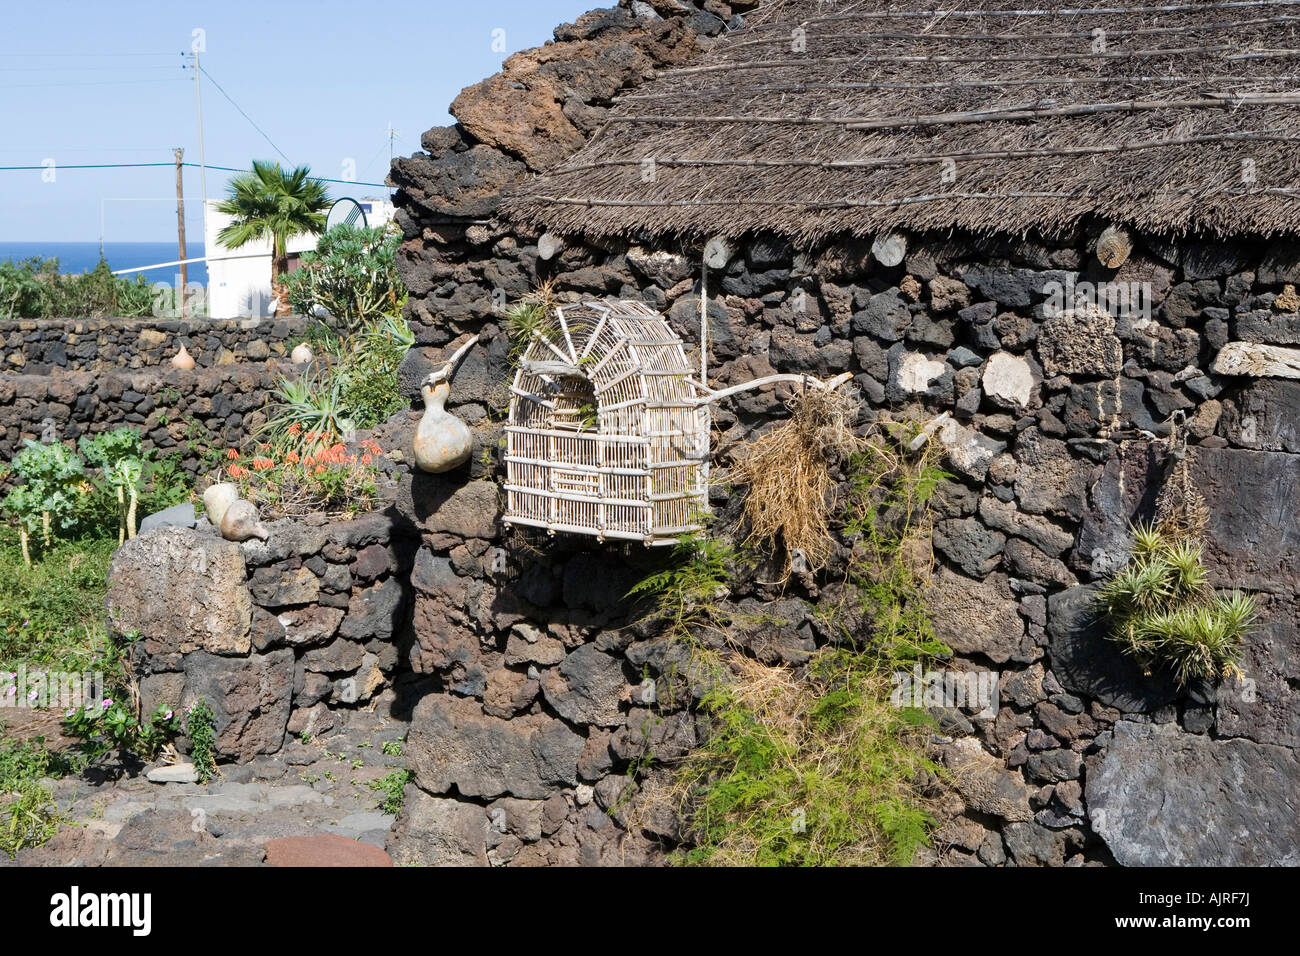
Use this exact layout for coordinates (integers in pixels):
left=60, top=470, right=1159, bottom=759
left=0, top=241, right=208, bottom=286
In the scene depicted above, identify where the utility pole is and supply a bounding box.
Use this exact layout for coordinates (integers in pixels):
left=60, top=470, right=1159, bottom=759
left=174, top=148, right=188, bottom=319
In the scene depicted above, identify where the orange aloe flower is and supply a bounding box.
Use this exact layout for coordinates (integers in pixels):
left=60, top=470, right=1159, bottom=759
left=226, top=449, right=239, bottom=460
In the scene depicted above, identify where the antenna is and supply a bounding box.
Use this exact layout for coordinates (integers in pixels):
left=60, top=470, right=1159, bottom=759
left=387, top=122, right=399, bottom=194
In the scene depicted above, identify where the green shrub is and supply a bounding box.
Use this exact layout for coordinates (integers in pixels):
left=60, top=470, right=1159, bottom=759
left=630, top=431, right=947, bottom=867
left=186, top=699, right=217, bottom=782
left=1099, top=523, right=1257, bottom=685
left=283, top=224, right=403, bottom=334
left=0, top=531, right=116, bottom=671
left=368, top=769, right=412, bottom=815
left=0, top=256, right=155, bottom=319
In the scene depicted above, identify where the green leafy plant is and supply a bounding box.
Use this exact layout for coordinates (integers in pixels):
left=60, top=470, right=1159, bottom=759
left=1, top=441, right=87, bottom=565
left=380, top=739, right=404, bottom=757
left=282, top=224, right=404, bottom=333
left=186, top=699, right=217, bottom=782
left=62, top=699, right=180, bottom=765
left=368, top=769, right=412, bottom=815
left=1099, top=523, right=1256, bottom=685
left=78, top=428, right=146, bottom=545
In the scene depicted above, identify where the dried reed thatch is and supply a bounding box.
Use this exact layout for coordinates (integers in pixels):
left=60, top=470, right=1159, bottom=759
left=728, top=384, right=862, bottom=576
left=506, top=0, right=1300, bottom=243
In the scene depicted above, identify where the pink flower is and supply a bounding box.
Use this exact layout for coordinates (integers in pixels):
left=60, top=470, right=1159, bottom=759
left=65, top=709, right=75, bottom=717
left=164, top=710, right=173, bottom=720
left=28, top=689, right=38, bottom=701
left=5, top=687, right=14, bottom=697
left=102, top=698, right=113, bottom=709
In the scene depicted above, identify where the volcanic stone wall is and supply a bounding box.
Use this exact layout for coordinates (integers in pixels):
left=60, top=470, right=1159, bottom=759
left=0, top=316, right=307, bottom=374
left=0, top=363, right=286, bottom=483
left=381, top=212, right=1300, bottom=866
left=114, top=512, right=414, bottom=764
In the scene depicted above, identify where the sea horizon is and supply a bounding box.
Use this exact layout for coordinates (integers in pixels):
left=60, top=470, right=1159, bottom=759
left=0, top=241, right=208, bottom=286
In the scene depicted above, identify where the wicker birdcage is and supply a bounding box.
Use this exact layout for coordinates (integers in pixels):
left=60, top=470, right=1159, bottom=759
left=504, top=299, right=710, bottom=545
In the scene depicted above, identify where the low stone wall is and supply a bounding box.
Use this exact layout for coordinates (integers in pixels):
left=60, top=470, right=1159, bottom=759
left=111, top=510, right=415, bottom=760
left=1, top=315, right=308, bottom=374
left=0, top=363, right=286, bottom=480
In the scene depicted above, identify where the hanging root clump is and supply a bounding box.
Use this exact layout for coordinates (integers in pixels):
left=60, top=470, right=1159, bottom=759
left=729, top=385, right=863, bottom=577
left=1099, top=413, right=1257, bottom=686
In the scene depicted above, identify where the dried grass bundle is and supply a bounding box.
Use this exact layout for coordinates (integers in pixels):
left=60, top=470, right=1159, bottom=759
left=729, top=385, right=862, bottom=577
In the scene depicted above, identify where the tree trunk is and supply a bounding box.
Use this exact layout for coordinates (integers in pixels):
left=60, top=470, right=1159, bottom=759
left=271, top=252, right=291, bottom=317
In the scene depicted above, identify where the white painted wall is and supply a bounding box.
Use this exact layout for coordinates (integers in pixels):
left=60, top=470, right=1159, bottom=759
left=203, top=198, right=396, bottom=319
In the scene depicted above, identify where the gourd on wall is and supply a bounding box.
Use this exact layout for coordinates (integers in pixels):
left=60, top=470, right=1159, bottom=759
left=414, top=336, right=480, bottom=474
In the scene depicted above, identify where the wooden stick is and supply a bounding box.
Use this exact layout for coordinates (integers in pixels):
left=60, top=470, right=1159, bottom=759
left=657, top=43, right=1249, bottom=77
left=616, top=76, right=1300, bottom=103
left=550, top=132, right=1300, bottom=177
left=691, top=371, right=854, bottom=406
left=722, top=14, right=1300, bottom=48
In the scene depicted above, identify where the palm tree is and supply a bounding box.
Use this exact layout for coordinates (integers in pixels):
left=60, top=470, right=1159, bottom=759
left=215, top=160, right=330, bottom=316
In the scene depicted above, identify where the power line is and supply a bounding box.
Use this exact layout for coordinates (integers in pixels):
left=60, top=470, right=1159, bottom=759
left=194, top=63, right=290, bottom=164
left=0, top=160, right=390, bottom=188
left=0, top=78, right=188, bottom=90
left=0, top=52, right=177, bottom=58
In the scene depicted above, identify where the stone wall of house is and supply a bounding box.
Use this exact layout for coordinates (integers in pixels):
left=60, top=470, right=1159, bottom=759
left=0, top=363, right=286, bottom=483
left=377, top=215, right=1300, bottom=867
left=0, top=316, right=308, bottom=374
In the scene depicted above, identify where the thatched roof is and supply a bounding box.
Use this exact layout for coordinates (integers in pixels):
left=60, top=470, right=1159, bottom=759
left=505, top=0, right=1300, bottom=244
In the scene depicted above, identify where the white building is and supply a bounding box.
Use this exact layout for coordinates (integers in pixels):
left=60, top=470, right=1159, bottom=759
left=203, top=197, right=396, bottom=319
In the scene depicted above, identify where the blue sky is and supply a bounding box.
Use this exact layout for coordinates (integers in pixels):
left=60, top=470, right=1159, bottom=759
left=0, top=0, right=596, bottom=242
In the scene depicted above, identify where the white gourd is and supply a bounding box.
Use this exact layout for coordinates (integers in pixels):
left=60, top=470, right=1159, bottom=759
left=413, top=335, right=481, bottom=474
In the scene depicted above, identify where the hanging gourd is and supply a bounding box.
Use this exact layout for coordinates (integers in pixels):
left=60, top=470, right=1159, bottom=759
left=414, top=335, right=481, bottom=473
